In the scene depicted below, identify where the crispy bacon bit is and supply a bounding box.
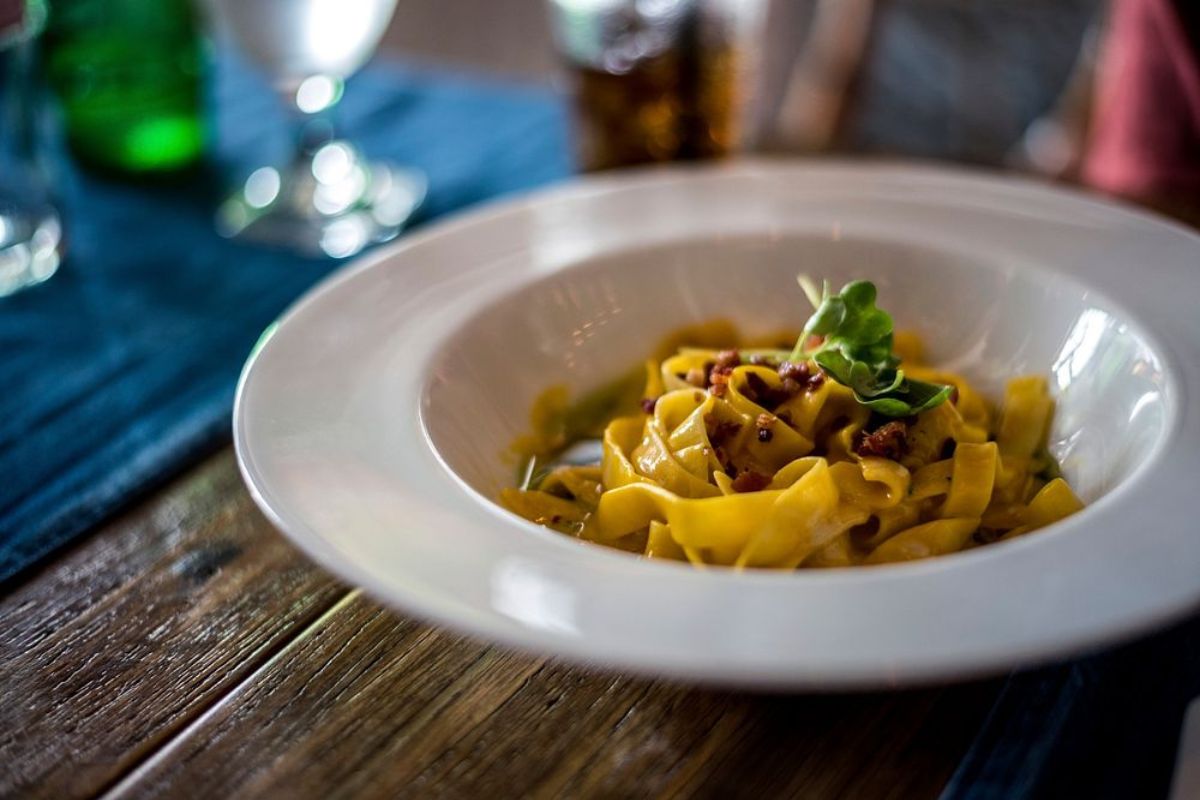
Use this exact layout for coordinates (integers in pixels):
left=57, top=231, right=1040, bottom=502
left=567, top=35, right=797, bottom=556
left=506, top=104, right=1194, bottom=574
left=731, top=470, right=771, bottom=493
left=743, top=371, right=802, bottom=411
left=778, top=360, right=825, bottom=391
left=640, top=396, right=658, bottom=414
left=755, top=414, right=776, bottom=442
left=706, top=352, right=741, bottom=392
left=854, top=420, right=908, bottom=460
left=713, top=349, right=741, bottom=374
left=777, top=360, right=811, bottom=383
left=685, top=367, right=707, bottom=388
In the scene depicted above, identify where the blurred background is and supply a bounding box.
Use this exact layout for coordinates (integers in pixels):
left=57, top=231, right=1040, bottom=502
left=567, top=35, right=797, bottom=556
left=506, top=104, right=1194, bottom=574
left=4, top=0, right=1196, bottom=291
left=391, top=0, right=1195, bottom=209
left=385, top=0, right=1103, bottom=167
left=4, top=0, right=1196, bottom=281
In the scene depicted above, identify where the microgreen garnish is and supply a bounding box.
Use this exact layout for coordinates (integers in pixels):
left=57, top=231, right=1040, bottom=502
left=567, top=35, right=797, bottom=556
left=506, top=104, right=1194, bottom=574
left=791, top=277, right=952, bottom=417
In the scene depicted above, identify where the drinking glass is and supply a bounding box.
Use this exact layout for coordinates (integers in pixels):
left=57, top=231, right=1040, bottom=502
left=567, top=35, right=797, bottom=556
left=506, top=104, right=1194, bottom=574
left=547, top=0, right=765, bottom=172
left=204, top=0, right=426, bottom=258
left=0, top=0, right=61, bottom=296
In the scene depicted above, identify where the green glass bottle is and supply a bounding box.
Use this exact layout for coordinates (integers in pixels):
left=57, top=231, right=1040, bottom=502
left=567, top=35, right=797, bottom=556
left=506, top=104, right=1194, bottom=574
left=44, top=0, right=205, bottom=176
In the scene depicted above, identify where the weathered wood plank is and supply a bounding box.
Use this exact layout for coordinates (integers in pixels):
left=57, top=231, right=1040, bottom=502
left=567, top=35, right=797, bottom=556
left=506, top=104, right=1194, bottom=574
left=106, top=591, right=998, bottom=800
left=0, top=451, right=347, bottom=799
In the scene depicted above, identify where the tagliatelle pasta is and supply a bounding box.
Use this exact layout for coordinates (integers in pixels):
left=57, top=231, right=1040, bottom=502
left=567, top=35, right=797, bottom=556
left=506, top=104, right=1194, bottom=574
left=500, top=280, right=1084, bottom=569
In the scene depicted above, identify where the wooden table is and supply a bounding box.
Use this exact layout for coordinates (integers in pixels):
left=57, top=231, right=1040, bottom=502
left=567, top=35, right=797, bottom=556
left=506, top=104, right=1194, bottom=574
left=0, top=450, right=1001, bottom=798
left=11, top=2, right=1195, bottom=795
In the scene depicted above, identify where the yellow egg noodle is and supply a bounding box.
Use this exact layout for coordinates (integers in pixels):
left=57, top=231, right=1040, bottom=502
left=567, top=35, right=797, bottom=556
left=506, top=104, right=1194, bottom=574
left=501, top=289, right=1083, bottom=569
left=502, top=341, right=1082, bottom=568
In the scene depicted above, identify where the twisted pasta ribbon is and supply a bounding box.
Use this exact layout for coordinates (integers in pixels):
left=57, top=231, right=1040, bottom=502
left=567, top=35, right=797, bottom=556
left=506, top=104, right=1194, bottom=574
left=503, top=341, right=1083, bottom=568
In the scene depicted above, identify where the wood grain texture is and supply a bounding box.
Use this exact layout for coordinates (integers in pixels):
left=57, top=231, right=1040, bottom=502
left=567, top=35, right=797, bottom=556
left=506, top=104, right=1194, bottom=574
left=106, top=591, right=999, bottom=800
left=0, top=451, right=348, bottom=799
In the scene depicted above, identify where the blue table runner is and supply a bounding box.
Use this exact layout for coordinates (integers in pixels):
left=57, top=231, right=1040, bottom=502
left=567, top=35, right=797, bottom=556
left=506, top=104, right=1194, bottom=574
left=0, top=51, right=570, bottom=583
left=943, top=613, right=1200, bottom=799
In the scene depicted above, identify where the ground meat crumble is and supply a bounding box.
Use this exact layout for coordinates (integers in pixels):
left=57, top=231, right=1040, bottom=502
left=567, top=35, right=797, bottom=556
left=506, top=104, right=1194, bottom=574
left=755, top=413, right=775, bottom=443
left=853, top=420, right=909, bottom=460
left=731, top=470, right=771, bottom=493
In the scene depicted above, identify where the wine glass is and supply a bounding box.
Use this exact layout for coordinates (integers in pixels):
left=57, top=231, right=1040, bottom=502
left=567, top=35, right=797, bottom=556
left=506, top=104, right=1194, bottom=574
left=204, top=0, right=426, bottom=258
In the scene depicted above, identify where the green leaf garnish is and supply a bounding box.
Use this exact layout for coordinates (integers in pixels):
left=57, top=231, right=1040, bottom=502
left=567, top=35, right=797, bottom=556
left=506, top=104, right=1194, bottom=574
left=792, top=278, right=952, bottom=418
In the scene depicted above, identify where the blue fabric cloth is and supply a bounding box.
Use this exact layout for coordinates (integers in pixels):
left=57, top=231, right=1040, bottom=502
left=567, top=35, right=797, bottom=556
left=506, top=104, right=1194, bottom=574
left=941, top=613, right=1200, bottom=800
left=0, top=50, right=571, bottom=583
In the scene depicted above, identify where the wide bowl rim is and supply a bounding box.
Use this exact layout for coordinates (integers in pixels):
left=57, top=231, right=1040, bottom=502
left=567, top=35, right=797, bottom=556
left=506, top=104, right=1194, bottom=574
left=234, top=158, right=1200, bottom=688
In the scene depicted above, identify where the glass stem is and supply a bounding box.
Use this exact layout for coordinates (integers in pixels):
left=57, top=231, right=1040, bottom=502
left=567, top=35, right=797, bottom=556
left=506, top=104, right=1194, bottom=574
left=282, top=74, right=344, bottom=166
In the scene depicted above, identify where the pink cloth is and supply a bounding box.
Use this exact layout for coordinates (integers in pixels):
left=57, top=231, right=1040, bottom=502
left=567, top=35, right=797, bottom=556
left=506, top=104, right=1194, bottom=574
left=1083, top=0, right=1200, bottom=199
left=0, top=0, right=23, bottom=35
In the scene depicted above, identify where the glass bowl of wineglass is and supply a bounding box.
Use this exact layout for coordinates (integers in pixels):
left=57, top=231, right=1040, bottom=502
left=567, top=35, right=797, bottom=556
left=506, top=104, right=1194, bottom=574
left=205, top=0, right=426, bottom=258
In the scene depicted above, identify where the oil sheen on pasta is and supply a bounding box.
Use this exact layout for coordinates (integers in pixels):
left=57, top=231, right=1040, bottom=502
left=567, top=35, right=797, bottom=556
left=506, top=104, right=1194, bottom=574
left=501, top=322, right=1083, bottom=569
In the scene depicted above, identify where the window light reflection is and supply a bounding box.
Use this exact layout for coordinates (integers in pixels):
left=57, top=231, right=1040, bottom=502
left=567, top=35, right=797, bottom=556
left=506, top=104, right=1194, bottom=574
left=492, top=558, right=581, bottom=636
left=1052, top=308, right=1112, bottom=390
left=244, top=167, right=281, bottom=209
left=295, top=75, right=341, bottom=114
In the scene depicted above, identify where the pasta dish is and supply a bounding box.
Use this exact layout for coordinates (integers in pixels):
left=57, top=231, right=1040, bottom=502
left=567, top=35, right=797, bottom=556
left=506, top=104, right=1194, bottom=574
left=502, top=278, right=1083, bottom=568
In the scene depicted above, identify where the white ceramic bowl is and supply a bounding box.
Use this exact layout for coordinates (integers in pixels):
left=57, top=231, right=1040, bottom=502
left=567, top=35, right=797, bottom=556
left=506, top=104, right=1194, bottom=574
left=235, top=160, right=1200, bottom=689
